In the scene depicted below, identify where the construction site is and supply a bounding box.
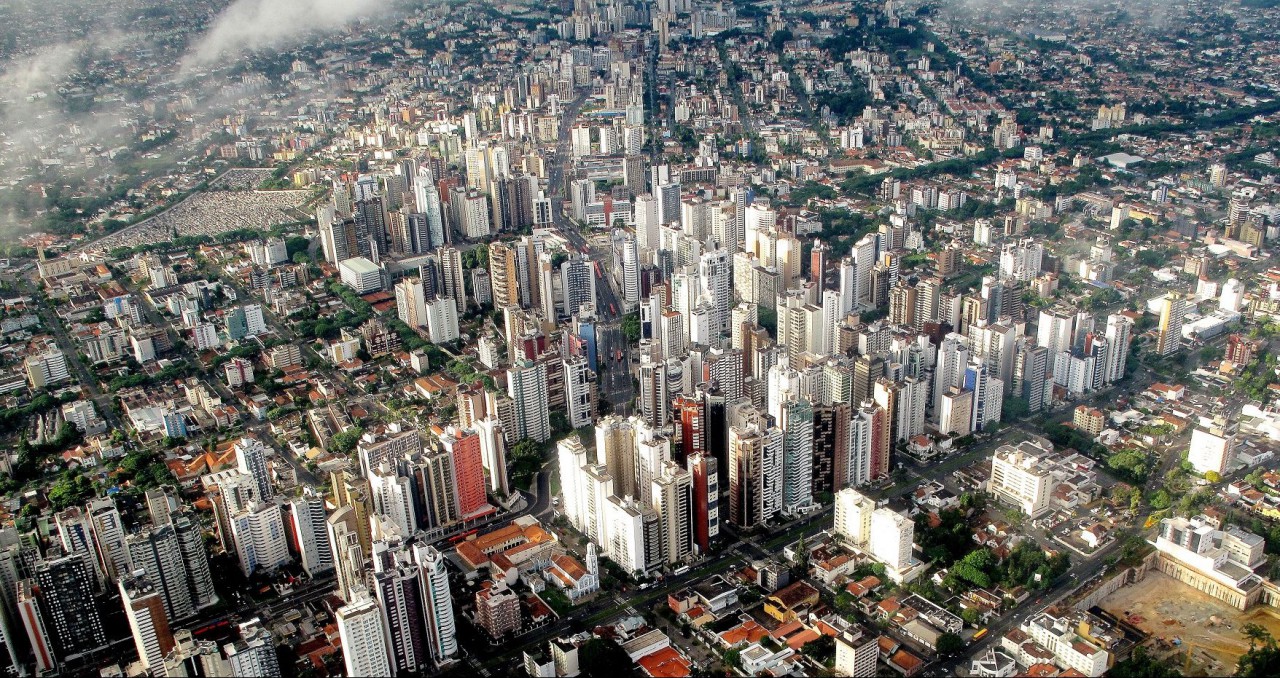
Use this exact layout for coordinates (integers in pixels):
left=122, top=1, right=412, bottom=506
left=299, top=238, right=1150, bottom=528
left=1102, top=570, right=1280, bottom=674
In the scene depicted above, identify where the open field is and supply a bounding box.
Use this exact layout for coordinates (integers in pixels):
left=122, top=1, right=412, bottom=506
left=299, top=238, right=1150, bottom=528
left=1101, top=571, right=1280, bottom=674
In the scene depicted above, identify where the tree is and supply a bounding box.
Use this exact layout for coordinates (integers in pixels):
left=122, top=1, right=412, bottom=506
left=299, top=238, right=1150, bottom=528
left=1244, top=623, right=1272, bottom=650
left=578, top=638, right=631, bottom=678
left=1239, top=635, right=1280, bottom=677
left=936, top=633, right=965, bottom=656
left=621, top=312, right=640, bottom=343
left=1148, top=489, right=1171, bottom=510
left=331, top=427, right=365, bottom=455
left=1205, top=470, right=1222, bottom=483
left=1107, top=647, right=1179, bottom=678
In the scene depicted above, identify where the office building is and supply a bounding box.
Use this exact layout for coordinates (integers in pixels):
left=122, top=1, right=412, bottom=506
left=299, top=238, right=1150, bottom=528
left=688, top=453, right=719, bottom=553
left=339, top=256, right=384, bottom=294
left=728, top=421, right=783, bottom=528
left=561, top=256, right=596, bottom=319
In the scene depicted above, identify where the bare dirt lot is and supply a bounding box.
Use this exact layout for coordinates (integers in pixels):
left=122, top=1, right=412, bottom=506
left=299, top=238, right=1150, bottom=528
left=1101, top=571, right=1280, bottom=675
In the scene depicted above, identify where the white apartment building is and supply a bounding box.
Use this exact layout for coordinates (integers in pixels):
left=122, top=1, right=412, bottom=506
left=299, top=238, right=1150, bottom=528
left=989, top=441, right=1053, bottom=517
left=1021, top=612, right=1111, bottom=677
left=425, top=297, right=460, bottom=344
left=870, top=508, right=914, bottom=573
left=833, top=488, right=875, bottom=548
left=336, top=594, right=393, bottom=678
left=229, top=503, right=291, bottom=576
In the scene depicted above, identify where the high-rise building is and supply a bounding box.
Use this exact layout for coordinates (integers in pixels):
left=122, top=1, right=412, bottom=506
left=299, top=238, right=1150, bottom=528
left=834, top=489, right=876, bottom=548
left=234, top=437, right=273, bottom=503
left=596, top=416, right=637, bottom=499
left=476, top=417, right=509, bottom=496
left=1156, top=293, right=1186, bottom=357
left=564, top=356, right=595, bottom=429
left=172, top=508, right=217, bottom=610
left=1188, top=417, right=1236, bottom=476
left=507, top=359, right=551, bottom=443
left=224, top=619, right=281, bottom=677
left=728, top=420, right=783, bottom=527
left=1103, top=313, right=1132, bottom=383
left=127, top=524, right=197, bottom=620
left=416, top=543, right=458, bottom=664
left=688, top=453, right=719, bottom=554
left=439, top=246, right=467, bottom=314
left=145, top=487, right=178, bottom=527
left=439, top=426, right=490, bottom=519
left=778, top=399, right=814, bottom=513
left=651, top=462, right=694, bottom=565
left=870, top=508, right=913, bottom=571
left=229, top=502, right=290, bottom=576
left=337, top=592, right=393, bottom=678
left=327, top=506, right=366, bottom=604
left=55, top=506, right=102, bottom=585
left=162, top=629, right=229, bottom=677
left=18, top=579, right=56, bottom=673
left=963, top=361, right=1004, bottom=433
left=120, top=573, right=175, bottom=672
left=835, top=627, right=880, bottom=678
left=372, top=544, right=428, bottom=674
left=989, top=442, right=1053, bottom=517
left=87, top=496, right=132, bottom=586
left=638, top=354, right=669, bottom=428
left=396, top=277, right=429, bottom=327
left=288, top=489, right=333, bottom=577
left=561, top=256, right=597, bottom=319
left=369, top=465, right=418, bottom=537
left=699, top=247, right=732, bottom=339
left=25, top=349, right=71, bottom=389
left=813, top=403, right=850, bottom=495
left=33, top=553, right=106, bottom=661
left=1015, top=344, right=1050, bottom=413
left=489, top=241, right=519, bottom=309
left=476, top=581, right=521, bottom=639
left=619, top=232, right=641, bottom=310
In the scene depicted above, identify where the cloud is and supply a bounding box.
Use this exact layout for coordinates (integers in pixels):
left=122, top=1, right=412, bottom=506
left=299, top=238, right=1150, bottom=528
left=182, top=0, right=384, bottom=71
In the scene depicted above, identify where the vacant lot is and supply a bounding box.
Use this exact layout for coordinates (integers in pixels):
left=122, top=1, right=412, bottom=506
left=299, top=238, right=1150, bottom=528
left=1101, top=571, right=1280, bottom=674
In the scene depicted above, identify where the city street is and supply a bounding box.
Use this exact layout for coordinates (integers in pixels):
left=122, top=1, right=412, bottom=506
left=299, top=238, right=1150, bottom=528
left=545, top=92, right=635, bottom=416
